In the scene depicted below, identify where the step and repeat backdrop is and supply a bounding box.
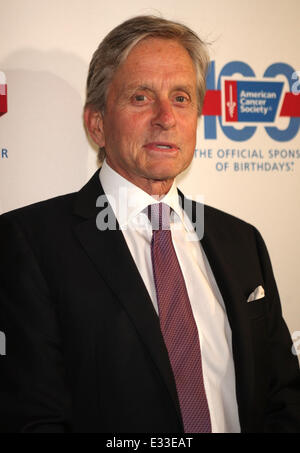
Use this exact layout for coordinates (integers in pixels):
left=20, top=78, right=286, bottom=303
left=0, top=0, right=299, bottom=356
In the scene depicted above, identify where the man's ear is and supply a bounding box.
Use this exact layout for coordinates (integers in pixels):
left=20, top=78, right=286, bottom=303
left=84, top=107, right=105, bottom=148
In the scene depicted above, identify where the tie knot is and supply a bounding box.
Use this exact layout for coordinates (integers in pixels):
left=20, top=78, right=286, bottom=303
left=148, top=203, right=171, bottom=231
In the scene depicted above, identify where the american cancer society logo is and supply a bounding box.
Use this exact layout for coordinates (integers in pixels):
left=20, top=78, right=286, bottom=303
left=221, top=77, right=284, bottom=126
left=0, top=71, right=7, bottom=117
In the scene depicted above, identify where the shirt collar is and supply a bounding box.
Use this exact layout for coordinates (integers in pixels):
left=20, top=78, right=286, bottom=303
left=99, top=159, right=191, bottom=231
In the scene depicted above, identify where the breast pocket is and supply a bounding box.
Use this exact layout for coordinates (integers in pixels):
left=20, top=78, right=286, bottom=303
left=246, top=297, right=270, bottom=394
left=246, top=296, right=267, bottom=320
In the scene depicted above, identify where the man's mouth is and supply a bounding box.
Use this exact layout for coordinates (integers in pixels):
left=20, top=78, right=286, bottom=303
left=156, top=145, right=172, bottom=149
left=144, top=142, right=179, bottom=152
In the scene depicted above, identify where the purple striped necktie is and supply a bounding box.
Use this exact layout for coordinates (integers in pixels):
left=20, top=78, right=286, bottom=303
left=148, top=202, right=211, bottom=433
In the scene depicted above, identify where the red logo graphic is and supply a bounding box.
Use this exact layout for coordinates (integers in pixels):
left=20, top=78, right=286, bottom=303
left=225, top=81, right=238, bottom=121
left=202, top=77, right=300, bottom=119
left=0, top=71, right=7, bottom=117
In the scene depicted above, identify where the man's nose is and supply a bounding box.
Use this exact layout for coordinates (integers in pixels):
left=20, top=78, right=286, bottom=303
left=151, top=100, right=176, bottom=130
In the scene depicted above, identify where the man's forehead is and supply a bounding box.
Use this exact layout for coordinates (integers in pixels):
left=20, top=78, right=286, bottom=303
left=121, top=81, right=196, bottom=94
left=105, top=37, right=197, bottom=102
left=115, top=44, right=196, bottom=82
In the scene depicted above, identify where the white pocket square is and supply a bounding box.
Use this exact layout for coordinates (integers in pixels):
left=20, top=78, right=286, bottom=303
left=247, top=285, right=265, bottom=302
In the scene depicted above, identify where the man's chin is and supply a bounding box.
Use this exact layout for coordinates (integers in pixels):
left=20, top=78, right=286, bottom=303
left=147, top=163, right=191, bottom=182
left=145, top=171, right=178, bottom=183
left=145, top=161, right=184, bottom=179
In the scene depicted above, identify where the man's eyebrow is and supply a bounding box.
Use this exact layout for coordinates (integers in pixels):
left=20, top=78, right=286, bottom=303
left=172, top=84, right=195, bottom=94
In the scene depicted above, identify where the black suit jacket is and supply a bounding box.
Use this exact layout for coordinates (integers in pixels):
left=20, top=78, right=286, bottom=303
left=0, top=170, right=299, bottom=433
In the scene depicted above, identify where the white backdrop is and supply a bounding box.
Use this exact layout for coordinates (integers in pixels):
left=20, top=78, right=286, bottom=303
left=0, top=0, right=299, bottom=355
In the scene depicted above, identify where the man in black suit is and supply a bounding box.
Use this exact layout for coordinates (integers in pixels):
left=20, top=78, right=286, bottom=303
left=0, top=16, right=300, bottom=433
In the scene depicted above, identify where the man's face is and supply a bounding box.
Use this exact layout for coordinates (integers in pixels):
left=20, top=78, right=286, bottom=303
left=101, top=37, right=198, bottom=192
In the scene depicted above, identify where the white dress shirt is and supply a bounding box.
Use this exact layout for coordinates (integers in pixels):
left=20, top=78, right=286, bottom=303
left=100, top=159, right=241, bottom=433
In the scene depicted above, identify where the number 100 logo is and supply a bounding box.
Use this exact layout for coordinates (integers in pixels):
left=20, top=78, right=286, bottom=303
left=202, top=62, right=300, bottom=142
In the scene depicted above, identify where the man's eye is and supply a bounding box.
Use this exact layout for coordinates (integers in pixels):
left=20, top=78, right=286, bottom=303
left=175, top=95, right=187, bottom=103
left=134, top=94, right=147, bottom=102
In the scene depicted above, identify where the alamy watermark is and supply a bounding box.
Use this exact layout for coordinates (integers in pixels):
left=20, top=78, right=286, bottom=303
left=0, top=331, right=6, bottom=356
left=291, top=330, right=300, bottom=357
left=292, top=71, right=300, bottom=95
left=95, top=188, right=205, bottom=241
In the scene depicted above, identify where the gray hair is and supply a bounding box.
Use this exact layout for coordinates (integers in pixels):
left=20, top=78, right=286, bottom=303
left=85, top=15, right=210, bottom=161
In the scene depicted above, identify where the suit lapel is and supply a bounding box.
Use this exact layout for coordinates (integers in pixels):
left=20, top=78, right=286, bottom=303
left=73, top=170, right=183, bottom=426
